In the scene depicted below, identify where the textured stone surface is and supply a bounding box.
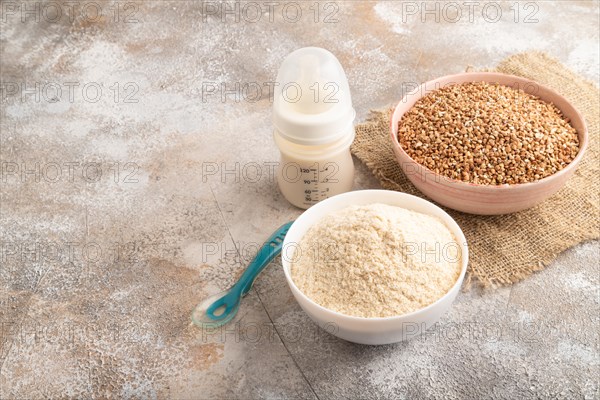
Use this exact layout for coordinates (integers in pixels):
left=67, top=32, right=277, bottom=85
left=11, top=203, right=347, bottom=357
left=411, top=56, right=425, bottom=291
left=1, top=1, right=599, bottom=398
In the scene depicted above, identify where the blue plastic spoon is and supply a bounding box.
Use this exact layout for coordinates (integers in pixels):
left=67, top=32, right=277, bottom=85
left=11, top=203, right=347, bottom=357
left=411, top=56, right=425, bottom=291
left=191, top=221, right=294, bottom=328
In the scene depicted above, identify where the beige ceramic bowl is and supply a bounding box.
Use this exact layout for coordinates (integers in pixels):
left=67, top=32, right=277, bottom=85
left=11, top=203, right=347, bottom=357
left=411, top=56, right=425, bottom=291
left=390, top=72, right=588, bottom=215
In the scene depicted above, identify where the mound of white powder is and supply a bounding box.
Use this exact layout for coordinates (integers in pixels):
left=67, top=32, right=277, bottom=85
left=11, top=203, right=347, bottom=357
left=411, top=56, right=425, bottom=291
left=291, top=203, right=462, bottom=318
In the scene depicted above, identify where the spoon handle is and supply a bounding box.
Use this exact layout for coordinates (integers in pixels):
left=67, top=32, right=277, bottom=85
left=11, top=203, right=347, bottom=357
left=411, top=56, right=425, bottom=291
left=232, top=221, right=294, bottom=297
left=191, top=221, right=295, bottom=328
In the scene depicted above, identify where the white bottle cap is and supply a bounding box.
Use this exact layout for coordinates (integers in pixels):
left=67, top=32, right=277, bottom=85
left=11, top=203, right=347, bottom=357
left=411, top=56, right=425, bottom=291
left=273, top=47, right=356, bottom=146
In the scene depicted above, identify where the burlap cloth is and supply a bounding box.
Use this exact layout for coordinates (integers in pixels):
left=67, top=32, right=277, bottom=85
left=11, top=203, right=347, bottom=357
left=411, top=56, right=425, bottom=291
left=351, top=52, right=599, bottom=287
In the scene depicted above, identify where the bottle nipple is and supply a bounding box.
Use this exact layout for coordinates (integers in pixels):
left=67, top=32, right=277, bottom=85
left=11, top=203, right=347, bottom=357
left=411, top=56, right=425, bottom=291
left=291, top=54, right=335, bottom=115
left=273, top=47, right=355, bottom=146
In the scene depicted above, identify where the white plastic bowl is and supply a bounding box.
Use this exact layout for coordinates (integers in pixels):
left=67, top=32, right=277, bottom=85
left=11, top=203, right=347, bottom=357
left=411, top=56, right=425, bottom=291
left=281, top=190, right=469, bottom=345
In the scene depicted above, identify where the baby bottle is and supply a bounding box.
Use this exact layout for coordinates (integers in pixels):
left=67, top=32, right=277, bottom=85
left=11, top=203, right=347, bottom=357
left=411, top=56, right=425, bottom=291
left=273, top=47, right=356, bottom=209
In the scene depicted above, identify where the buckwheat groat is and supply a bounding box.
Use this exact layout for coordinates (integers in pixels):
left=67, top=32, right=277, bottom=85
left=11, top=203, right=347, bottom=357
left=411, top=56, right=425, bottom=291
left=398, top=82, right=580, bottom=185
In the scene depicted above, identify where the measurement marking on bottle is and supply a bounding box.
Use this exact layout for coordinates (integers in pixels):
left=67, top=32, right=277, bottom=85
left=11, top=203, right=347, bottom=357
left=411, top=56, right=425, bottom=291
left=296, top=161, right=345, bottom=205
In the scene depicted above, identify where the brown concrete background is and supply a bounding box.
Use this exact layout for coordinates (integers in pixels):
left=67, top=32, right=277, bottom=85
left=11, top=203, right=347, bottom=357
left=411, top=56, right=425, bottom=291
left=1, top=1, right=599, bottom=398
